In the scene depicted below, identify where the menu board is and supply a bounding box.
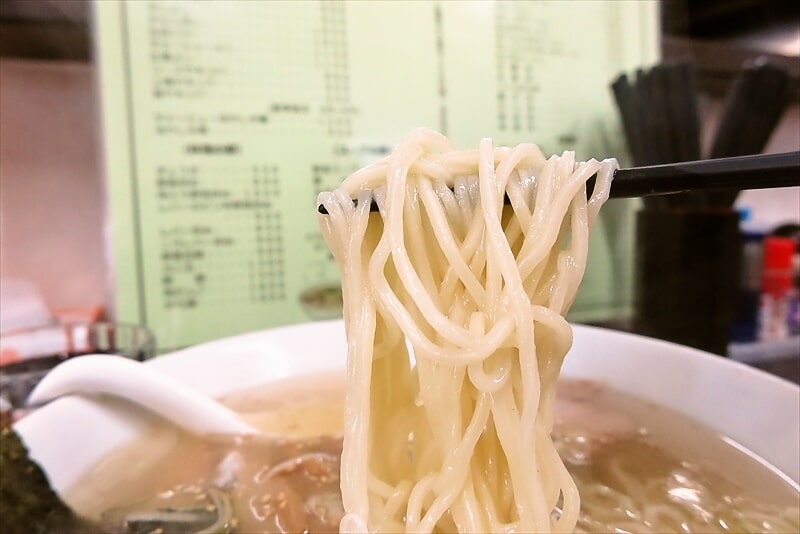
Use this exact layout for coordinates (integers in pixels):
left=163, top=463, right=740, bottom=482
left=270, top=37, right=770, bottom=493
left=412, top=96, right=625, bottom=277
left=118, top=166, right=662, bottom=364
left=94, top=1, right=659, bottom=350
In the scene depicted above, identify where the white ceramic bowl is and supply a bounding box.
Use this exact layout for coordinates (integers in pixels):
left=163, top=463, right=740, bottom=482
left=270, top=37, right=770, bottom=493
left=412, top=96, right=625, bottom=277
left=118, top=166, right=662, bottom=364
left=15, top=320, right=800, bottom=501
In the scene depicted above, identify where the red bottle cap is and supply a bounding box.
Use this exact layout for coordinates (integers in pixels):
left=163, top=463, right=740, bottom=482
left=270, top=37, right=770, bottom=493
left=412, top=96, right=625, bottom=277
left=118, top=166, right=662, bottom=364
left=764, top=237, right=796, bottom=269
left=762, top=237, right=796, bottom=295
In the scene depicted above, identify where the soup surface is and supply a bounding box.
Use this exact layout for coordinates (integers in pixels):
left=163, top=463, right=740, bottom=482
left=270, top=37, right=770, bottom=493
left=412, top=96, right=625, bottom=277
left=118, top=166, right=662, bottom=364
left=66, top=373, right=799, bottom=534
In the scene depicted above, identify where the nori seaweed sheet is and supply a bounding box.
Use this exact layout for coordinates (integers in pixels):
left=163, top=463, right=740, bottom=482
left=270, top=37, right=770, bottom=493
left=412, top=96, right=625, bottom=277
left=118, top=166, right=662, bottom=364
left=0, top=424, right=102, bottom=533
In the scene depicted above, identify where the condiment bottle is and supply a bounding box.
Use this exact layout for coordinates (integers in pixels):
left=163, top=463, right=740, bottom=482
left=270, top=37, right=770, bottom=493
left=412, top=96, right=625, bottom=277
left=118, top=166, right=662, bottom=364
left=759, top=237, right=796, bottom=341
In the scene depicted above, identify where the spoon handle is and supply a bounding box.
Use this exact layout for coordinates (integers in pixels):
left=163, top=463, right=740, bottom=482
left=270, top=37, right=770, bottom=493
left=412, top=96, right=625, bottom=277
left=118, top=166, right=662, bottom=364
left=28, top=355, right=259, bottom=437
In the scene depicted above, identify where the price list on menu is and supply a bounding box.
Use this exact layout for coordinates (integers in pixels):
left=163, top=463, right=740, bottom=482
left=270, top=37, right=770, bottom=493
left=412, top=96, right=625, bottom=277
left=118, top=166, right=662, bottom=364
left=95, top=1, right=658, bottom=349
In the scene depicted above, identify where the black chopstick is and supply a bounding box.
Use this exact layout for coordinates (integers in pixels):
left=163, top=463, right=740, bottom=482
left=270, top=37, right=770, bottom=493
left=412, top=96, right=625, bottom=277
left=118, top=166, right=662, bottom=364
left=611, top=75, right=645, bottom=165
left=611, top=62, right=707, bottom=209
left=611, top=73, right=665, bottom=210
left=708, top=62, right=792, bottom=207
left=665, top=61, right=706, bottom=208
left=316, top=152, right=800, bottom=214
left=675, top=62, right=702, bottom=164
left=607, top=151, right=798, bottom=198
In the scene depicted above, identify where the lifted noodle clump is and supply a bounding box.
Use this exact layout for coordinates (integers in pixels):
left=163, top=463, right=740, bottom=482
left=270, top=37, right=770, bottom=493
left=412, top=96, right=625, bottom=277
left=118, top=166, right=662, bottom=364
left=318, top=128, right=616, bottom=533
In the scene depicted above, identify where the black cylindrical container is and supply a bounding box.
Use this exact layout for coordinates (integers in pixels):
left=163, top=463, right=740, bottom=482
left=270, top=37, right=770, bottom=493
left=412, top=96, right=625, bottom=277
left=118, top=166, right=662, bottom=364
left=634, top=209, right=742, bottom=356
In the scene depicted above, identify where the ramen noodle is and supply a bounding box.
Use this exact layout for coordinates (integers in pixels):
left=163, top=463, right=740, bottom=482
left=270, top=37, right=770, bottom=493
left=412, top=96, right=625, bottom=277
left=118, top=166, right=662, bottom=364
left=318, top=129, right=615, bottom=533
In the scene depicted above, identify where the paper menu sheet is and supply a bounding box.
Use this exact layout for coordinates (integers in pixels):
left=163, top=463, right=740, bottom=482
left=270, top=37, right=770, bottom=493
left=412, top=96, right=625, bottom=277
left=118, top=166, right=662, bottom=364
left=95, top=1, right=658, bottom=350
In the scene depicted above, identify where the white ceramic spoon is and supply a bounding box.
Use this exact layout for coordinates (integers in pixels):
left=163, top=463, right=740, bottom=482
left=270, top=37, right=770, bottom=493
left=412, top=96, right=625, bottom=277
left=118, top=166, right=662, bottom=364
left=28, top=355, right=261, bottom=437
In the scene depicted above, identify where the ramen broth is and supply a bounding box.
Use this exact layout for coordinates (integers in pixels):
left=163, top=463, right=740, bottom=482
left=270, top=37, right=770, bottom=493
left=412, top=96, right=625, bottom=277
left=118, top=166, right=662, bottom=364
left=66, top=373, right=799, bottom=534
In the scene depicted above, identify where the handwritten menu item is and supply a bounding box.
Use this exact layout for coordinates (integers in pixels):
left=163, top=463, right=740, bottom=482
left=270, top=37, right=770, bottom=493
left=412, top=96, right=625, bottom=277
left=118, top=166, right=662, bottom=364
left=95, top=1, right=658, bottom=349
